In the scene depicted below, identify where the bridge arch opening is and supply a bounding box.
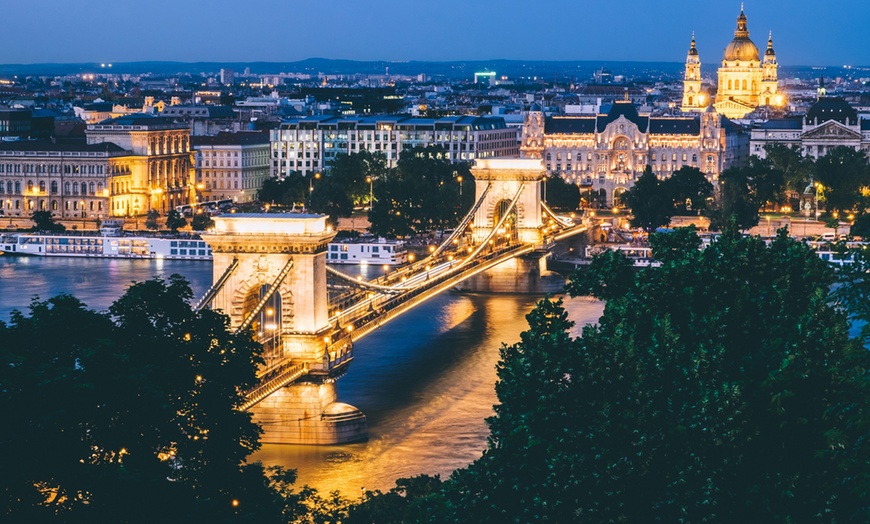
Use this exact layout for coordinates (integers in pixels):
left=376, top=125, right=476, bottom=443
left=242, top=284, right=284, bottom=367
left=493, top=199, right=518, bottom=244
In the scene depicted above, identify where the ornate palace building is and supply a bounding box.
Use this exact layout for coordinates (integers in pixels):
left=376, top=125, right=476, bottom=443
left=521, top=101, right=748, bottom=205
left=0, top=140, right=129, bottom=219
left=682, top=7, right=782, bottom=118
left=86, top=114, right=194, bottom=217
left=750, top=97, right=870, bottom=160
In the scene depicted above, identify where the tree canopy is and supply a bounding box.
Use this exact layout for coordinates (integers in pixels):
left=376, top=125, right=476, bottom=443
left=350, top=226, right=870, bottom=522
left=30, top=210, right=66, bottom=232
left=815, top=146, right=870, bottom=216
left=706, top=165, right=761, bottom=231
left=165, top=209, right=188, bottom=232
left=191, top=211, right=216, bottom=231
left=144, top=209, right=160, bottom=230
left=622, top=167, right=673, bottom=231
left=258, top=172, right=309, bottom=208
left=0, top=276, right=321, bottom=522
left=544, top=174, right=581, bottom=212
left=367, top=146, right=472, bottom=237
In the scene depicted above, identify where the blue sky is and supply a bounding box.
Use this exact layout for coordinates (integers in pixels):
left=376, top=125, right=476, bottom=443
left=2, top=0, right=868, bottom=66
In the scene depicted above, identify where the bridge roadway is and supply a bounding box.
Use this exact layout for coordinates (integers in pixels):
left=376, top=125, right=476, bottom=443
left=241, top=221, right=589, bottom=409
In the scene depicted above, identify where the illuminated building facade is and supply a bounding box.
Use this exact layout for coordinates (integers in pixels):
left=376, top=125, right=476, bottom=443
left=681, top=35, right=705, bottom=112
left=270, top=115, right=518, bottom=177
left=0, top=140, right=129, bottom=218
left=682, top=7, right=781, bottom=118
left=192, top=132, right=270, bottom=204
left=750, top=97, right=870, bottom=160
left=521, top=101, right=748, bottom=205
left=87, top=114, right=193, bottom=216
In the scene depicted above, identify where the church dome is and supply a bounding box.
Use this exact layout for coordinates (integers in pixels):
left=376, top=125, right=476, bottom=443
left=723, top=9, right=759, bottom=61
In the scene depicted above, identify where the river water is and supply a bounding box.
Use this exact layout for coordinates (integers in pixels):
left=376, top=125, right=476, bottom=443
left=0, top=256, right=604, bottom=497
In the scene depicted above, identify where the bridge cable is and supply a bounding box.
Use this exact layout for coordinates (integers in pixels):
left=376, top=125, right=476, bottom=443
left=456, top=183, right=526, bottom=270
left=236, top=258, right=294, bottom=333
left=430, top=182, right=492, bottom=259
left=540, top=201, right=574, bottom=229
left=326, top=266, right=403, bottom=294
left=194, top=257, right=239, bottom=311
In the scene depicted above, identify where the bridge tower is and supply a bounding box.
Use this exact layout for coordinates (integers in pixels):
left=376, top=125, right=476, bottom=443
left=459, top=158, right=565, bottom=293
left=202, top=214, right=367, bottom=445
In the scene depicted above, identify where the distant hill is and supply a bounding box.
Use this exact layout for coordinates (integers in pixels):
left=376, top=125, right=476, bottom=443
left=0, top=58, right=846, bottom=83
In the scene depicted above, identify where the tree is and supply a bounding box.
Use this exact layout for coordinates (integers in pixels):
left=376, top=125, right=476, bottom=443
left=308, top=176, right=354, bottom=225
left=0, top=277, right=317, bottom=522
left=165, top=209, right=187, bottom=232
left=764, top=143, right=814, bottom=201
left=144, top=209, right=160, bottom=230
left=745, top=155, right=786, bottom=210
left=367, top=146, right=473, bottom=237
left=622, top=166, right=672, bottom=231
left=663, top=166, right=713, bottom=214
left=815, top=146, right=870, bottom=216
left=544, top=174, right=581, bottom=212
left=258, top=172, right=308, bottom=207
left=706, top=166, right=760, bottom=231
left=191, top=212, right=215, bottom=231
left=328, top=151, right=387, bottom=207
left=30, top=210, right=65, bottom=232
left=353, top=227, right=870, bottom=521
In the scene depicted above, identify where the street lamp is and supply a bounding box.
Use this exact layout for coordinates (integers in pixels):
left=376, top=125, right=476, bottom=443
left=309, top=172, right=321, bottom=195
left=366, top=176, right=373, bottom=210
left=815, top=182, right=822, bottom=221
left=457, top=175, right=463, bottom=197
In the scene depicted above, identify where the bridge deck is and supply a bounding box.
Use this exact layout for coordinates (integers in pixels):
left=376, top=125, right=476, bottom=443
left=240, top=221, right=589, bottom=408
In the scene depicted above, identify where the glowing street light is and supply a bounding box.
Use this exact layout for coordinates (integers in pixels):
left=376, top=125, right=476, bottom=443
left=309, top=172, right=321, bottom=195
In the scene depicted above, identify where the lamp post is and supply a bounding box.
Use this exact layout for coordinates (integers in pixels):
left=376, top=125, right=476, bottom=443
left=309, top=172, right=321, bottom=196
left=457, top=175, right=463, bottom=197
left=815, top=182, right=822, bottom=221
left=366, top=176, right=373, bottom=210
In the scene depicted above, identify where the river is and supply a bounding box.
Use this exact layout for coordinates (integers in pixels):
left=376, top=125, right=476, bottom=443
left=0, top=255, right=604, bottom=497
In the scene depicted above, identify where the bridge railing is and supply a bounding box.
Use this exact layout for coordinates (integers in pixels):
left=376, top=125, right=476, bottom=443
left=242, top=221, right=590, bottom=409
left=241, top=361, right=309, bottom=410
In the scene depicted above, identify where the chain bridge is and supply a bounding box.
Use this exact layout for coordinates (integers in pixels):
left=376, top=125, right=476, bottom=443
left=197, top=158, right=589, bottom=444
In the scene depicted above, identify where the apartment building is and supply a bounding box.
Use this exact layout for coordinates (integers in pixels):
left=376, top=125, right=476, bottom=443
left=269, top=115, right=519, bottom=177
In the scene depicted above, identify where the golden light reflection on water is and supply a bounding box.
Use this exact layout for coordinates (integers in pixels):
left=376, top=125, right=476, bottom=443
left=252, top=293, right=604, bottom=499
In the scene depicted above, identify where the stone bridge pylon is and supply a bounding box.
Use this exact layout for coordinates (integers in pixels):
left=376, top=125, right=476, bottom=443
left=458, top=158, right=565, bottom=293
left=202, top=214, right=367, bottom=445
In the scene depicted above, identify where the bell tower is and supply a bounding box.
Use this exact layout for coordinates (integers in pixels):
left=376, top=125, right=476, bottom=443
left=520, top=102, right=545, bottom=159
left=760, top=31, right=781, bottom=107
left=681, top=33, right=705, bottom=112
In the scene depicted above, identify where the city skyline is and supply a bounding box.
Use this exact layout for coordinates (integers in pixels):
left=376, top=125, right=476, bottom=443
left=2, top=1, right=869, bottom=68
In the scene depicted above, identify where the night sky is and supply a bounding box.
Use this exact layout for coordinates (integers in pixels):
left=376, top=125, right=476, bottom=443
left=3, top=0, right=868, bottom=66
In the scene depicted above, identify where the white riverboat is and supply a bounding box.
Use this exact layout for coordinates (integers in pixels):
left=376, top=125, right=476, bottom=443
left=327, top=237, right=408, bottom=265
left=0, top=232, right=213, bottom=260
left=585, top=244, right=661, bottom=268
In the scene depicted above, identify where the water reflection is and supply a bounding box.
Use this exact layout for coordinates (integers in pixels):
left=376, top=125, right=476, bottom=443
left=0, top=256, right=213, bottom=320
left=0, top=257, right=605, bottom=500
left=254, top=293, right=605, bottom=497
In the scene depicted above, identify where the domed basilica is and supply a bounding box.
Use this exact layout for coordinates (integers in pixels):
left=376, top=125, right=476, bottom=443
left=682, top=6, right=782, bottom=118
